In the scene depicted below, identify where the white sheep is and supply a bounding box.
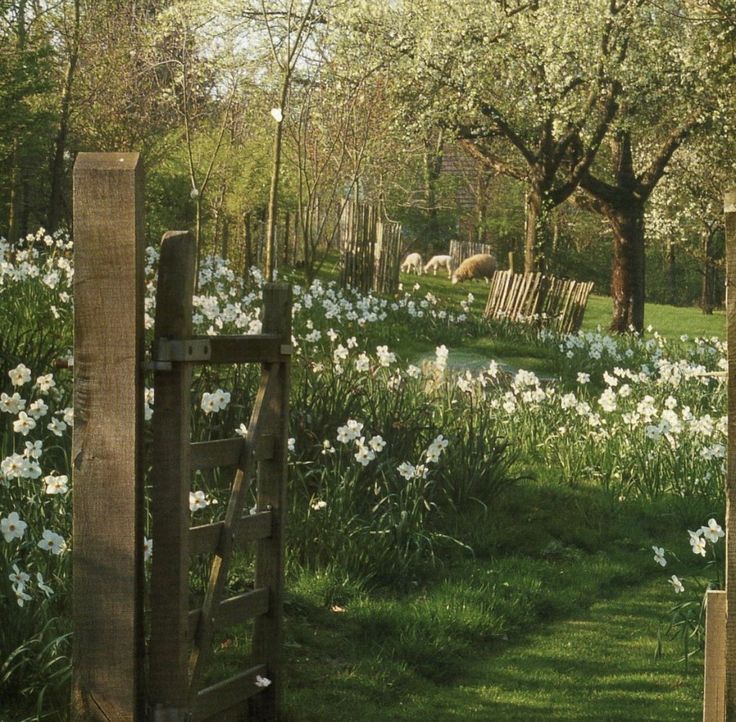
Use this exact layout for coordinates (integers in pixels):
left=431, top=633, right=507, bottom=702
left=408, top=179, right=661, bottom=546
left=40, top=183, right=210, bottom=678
left=400, top=252, right=423, bottom=275
left=423, top=255, right=453, bottom=277
left=451, top=253, right=497, bottom=285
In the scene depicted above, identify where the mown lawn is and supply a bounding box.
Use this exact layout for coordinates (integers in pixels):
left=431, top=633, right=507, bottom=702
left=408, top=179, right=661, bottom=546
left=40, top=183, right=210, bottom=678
left=279, top=481, right=707, bottom=722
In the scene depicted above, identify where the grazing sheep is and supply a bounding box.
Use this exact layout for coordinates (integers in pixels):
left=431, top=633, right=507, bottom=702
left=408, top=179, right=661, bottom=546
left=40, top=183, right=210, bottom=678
left=451, top=253, right=497, bottom=285
left=401, top=252, right=423, bottom=275
left=423, top=254, right=453, bottom=277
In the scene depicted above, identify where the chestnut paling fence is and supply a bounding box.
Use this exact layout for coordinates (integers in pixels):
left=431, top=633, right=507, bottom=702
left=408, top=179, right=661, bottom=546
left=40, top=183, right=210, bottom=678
left=449, top=239, right=494, bottom=271
left=71, top=153, right=289, bottom=722
left=483, top=269, right=594, bottom=335
left=339, top=198, right=403, bottom=295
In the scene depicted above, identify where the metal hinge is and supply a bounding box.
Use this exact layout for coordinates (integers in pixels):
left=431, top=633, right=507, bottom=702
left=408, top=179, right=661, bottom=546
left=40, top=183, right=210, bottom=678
left=153, top=338, right=212, bottom=363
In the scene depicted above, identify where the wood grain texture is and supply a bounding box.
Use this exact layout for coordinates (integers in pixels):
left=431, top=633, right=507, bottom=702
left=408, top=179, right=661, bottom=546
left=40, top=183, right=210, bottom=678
left=705, top=590, right=727, bottom=722
left=149, top=231, right=196, bottom=721
left=188, top=587, right=270, bottom=636
left=71, top=153, right=145, bottom=722
left=189, top=511, right=273, bottom=556
left=250, top=283, right=292, bottom=720
left=193, top=665, right=268, bottom=721
left=725, top=188, right=736, bottom=722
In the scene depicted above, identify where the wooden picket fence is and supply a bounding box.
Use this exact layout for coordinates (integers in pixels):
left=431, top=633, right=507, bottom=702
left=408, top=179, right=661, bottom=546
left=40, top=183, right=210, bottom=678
left=484, top=270, right=594, bottom=335
left=339, top=199, right=403, bottom=294
left=71, top=154, right=289, bottom=722
left=449, top=239, right=494, bottom=271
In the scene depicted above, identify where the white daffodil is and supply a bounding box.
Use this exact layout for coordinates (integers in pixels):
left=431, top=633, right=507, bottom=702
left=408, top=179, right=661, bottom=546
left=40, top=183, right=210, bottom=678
left=0, top=392, right=25, bottom=414
left=255, top=674, right=272, bottom=688
left=9, top=564, right=30, bottom=592
left=8, top=363, right=32, bottom=387
left=652, top=546, right=666, bottom=567
left=354, top=440, right=375, bottom=467
left=14, top=585, right=32, bottom=607
left=28, top=399, right=48, bottom=419
left=1, top=512, right=27, bottom=542
left=189, top=490, right=211, bottom=512
left=38, top=529, right=67, bottom=555
left=44, top=474, right=69, bottom=495
left=669, top=575, right=685, bottom=593
left=397, top=462, right=416, bottom=480
left=36, top=572, right=54, bottom=597
left=35, top=374, right=56, bottom=394
left=368, top=435, right=386, bottom=453
left=13, top=411, right=36, bottom=436
left=701, top=518, right=725, bottom=544
left=690, top=534, right=707, bottom=557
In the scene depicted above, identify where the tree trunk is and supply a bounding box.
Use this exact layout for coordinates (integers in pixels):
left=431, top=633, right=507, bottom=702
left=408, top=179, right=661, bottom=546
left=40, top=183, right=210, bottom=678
left=243, top=212, right=253, bottom=278
left=9, top=3, right=27, bottom=243
left=265, top=79, right=289, bottom=282
left=48, top=0, right=80, bottom=232
left=8, top=141, right=23, bottom=244
left=667, top=241, right=676, bottom=306
left=701, top=228, right=714, bottom=315
left=221, top=214, right=229, bottom=260
left=283, top=211, right=290, bottom=266
left=422, top=129, right=444, bottom=245
left=524, top=190, right=539, bottom=273
left=194, top=197, right=203, bottom=290
left=609, top=203, right=645, bottom=333
left=524, top=189, right=549, bottom=273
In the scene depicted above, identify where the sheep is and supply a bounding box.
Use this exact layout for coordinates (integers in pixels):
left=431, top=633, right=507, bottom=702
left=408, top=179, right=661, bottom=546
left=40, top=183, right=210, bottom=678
left=423, top=254, right=453, bottom=277
left=400, top=252, right=423, bottom=275
left=451, top=253, right=497, bottom=285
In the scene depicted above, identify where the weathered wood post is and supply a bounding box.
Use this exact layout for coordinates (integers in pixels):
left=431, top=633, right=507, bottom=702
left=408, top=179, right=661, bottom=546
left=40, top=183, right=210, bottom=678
left=71, top=153, right=145, bottom=721
left=149, top=231, right=196, bottom=721
left=704, top=589, right=727, bottom=721
left=250, top=282, right=292, bottom=720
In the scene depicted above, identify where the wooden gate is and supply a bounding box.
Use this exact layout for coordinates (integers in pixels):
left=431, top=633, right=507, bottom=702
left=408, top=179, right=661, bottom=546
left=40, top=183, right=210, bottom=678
left=71, top=154, right=290, bottom=722
left=149, top=232, right=291, bottom=721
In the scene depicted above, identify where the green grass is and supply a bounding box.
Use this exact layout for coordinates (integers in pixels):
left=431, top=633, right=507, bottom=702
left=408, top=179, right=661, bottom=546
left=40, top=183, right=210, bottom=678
left=462, top=578, right=701, bottom=721
left=582, top=295, right=724, bottom=340
left=278, top=479, right=707, bottom=722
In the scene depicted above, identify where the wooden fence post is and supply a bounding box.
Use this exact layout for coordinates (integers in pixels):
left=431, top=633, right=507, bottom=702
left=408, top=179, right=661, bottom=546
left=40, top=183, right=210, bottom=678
left=149, top=232, right=196, bottom=721
left=704, top=589, right=727, bottom=722
left=250, top=282, right=292, bottom=720
left=725, top=188, right=736, bottom=721
left=71, top=153, right=145, bottom=721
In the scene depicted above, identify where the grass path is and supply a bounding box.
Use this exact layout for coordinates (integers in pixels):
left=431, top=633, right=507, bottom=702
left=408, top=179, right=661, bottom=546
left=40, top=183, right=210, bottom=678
left=283, top=575, right=702, bottom=721
left=397, top=577, right=701, bottom=722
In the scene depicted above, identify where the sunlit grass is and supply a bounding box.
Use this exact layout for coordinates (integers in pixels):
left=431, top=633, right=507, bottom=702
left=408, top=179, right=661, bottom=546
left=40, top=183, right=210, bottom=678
left=281, top=481, right=707, bottom=722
